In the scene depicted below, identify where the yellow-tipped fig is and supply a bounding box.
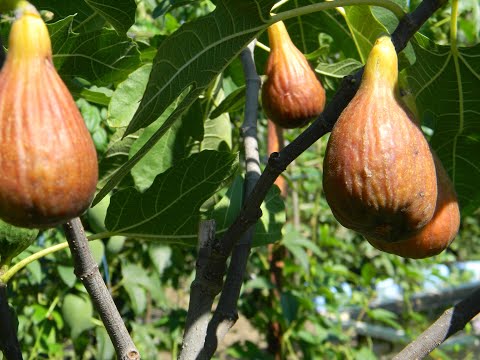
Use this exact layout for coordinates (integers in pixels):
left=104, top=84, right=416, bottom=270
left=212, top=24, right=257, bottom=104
left=323, top=36, right=437, bottom=242
left=262, top=21, right=326, bottom=129
left=0, top=3, right=98, bottom=228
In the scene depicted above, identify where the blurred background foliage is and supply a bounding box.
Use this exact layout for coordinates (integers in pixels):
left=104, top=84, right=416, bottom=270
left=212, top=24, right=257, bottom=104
left=0, top=0, right=479, bottom=359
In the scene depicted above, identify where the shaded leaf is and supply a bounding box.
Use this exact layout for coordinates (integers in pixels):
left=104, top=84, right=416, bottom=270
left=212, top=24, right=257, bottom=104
left=85, top=0, right=136, bottom=34
left=407, top=35, right=480, bottom=215
left=0, top=219, right=38, bottom=266
left=91, top=0, right=276, bottom=204
left=316, top=58, right=363, bottom=78
left=105, top=150, right=238, bottom=244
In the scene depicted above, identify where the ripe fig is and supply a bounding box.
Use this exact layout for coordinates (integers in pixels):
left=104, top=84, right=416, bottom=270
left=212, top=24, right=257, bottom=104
left=323, top=36, right=437, bottom=242
left=367, top=153, right=460, bottom=259
left=0, top=3, right=98, bottom=228
left=262, top=21, right=326, bottom=129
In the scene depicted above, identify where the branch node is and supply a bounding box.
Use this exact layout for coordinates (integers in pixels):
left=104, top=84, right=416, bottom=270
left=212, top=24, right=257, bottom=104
left=267, top=152, right=286, bottom=174
left=75, top=265, right=99, bottom=281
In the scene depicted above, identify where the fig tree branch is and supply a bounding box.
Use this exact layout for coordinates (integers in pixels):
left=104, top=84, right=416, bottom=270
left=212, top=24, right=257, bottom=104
left=203, top=0, right=449, bottom=306
left=63, top=218, right=140, bottom=360
left=179, top=220, right=220, bottom=360
left=200, top=40, right=262, bottom=359
left=393, top=286, right=480, bottom=359
left=0, top=283, right=22, bottom=360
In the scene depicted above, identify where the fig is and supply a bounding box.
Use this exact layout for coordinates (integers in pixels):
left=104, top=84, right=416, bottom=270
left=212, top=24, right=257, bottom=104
left=262, top=21, right=326, bottom=129
left=0, top=3, right=98, bottom=228
left=367, top=153, right=460, bottom=258
left=323, top=36, right=437, bottom=242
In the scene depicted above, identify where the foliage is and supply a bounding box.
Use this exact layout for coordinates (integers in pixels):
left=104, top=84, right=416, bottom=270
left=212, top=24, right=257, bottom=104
left=0, top=0, right=479, bottom=359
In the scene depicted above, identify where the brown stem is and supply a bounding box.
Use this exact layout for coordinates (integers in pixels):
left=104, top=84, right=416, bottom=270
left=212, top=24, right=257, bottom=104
left=393, top=286, right=480, bottom=359
left=0, top=283, right=22, bottom=360
left=63, top=218, right=140, bottom=360
left=179, top=220, right=220, bottom=360
left=200, top=39, right=261, bottom=360
left=266, top=243, right=286, bottom=359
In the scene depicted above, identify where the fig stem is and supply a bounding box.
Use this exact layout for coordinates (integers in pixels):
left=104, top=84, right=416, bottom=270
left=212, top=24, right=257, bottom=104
left=63, top=218, right=140, bottom=360
left=393, top=286, right=480, bottom=359
left=0, top=282, right=23, bottom=360
left=178, top=220, right=220, bottom=360
left=271, top=0, right=405, bottom=24
left=201, top=39, right=262, bottom=359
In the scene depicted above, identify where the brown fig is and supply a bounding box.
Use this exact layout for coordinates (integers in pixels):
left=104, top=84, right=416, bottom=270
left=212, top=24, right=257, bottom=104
left=262, top=21, right=326, bottom=129
left=367, top=153, right=460, bottom=258
left=0, top=3, right=98, bottom=228
left=323, top=36, right=437, bottom=242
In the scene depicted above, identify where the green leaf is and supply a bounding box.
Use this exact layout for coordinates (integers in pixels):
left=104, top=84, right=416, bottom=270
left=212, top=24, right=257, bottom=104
left=210, top=86, right=246, bottom=118
left=97, top=129, right=139, bottom=190
left=33, top=0, right=105, bottom=33
left=62, top=294, right=94, bottom=338
left=343, top=5, right=389, bottom=63
left=125, top=0, right=275, bottom=135
left=274, top=0, right=357, bottom=58
left=407, top=35, right=480, bottom=215
left=122, top=263, right=150, bottom=314
left=105, top=150, right=238, bottom=244
left=85, top=0, right=137, bottom=34
left=0, top=219, right=38, bottom=266
left=367, top=308, right=401, bottom=329
left=254, top=186, right=285, bottom=247
left=88, top=240, right=105, bottom=265
left=129, top=94, right=195, bottom=191
left=148, top=246, right=172, bottom=276
left=108, top=64, right=153, bottom=128
left=316, top=58, right=363, bottom=78
left=280, top=291, right=299, bottom=324
left=48, top=16, right=79, bottom=69
left=200, top=87, right=232, bottom=152
left=211, top=176, right=285, bottom=247
left=96, top=327, right=115, bottom=360
left=211, top=175, right=244, bottom=236
left=57, top=29, right=141, bottom=85
left=57, top=265, right=77, bottom=288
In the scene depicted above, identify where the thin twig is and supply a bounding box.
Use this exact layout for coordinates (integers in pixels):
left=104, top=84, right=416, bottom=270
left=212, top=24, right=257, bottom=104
left=0, top=283, right=23, bottom=360
left=63, top=218, right=140, bottom=360
left=200, top=40, right=262, bottom=359
left=179, top=220, right=220, bottom=360
left=393, top=286, right=480, bottom=359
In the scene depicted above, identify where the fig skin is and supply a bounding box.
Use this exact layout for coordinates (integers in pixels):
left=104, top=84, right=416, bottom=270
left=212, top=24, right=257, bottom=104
left=367, top=153, right=460, bottom=259
left=262, top=21, right=326, bottom=129
left=323, top=36, right=437, bottom=242
left=0, top=4, right=98, bottom=228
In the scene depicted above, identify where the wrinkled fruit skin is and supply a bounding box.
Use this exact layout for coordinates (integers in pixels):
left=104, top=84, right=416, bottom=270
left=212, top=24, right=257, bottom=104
left=0, top=5, right=98, bottom=228
left=367, top=153, right=460, bottom=258
left=262, top=21, right=325, bottom=129
left=323, top=36, right=437, bottom=242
